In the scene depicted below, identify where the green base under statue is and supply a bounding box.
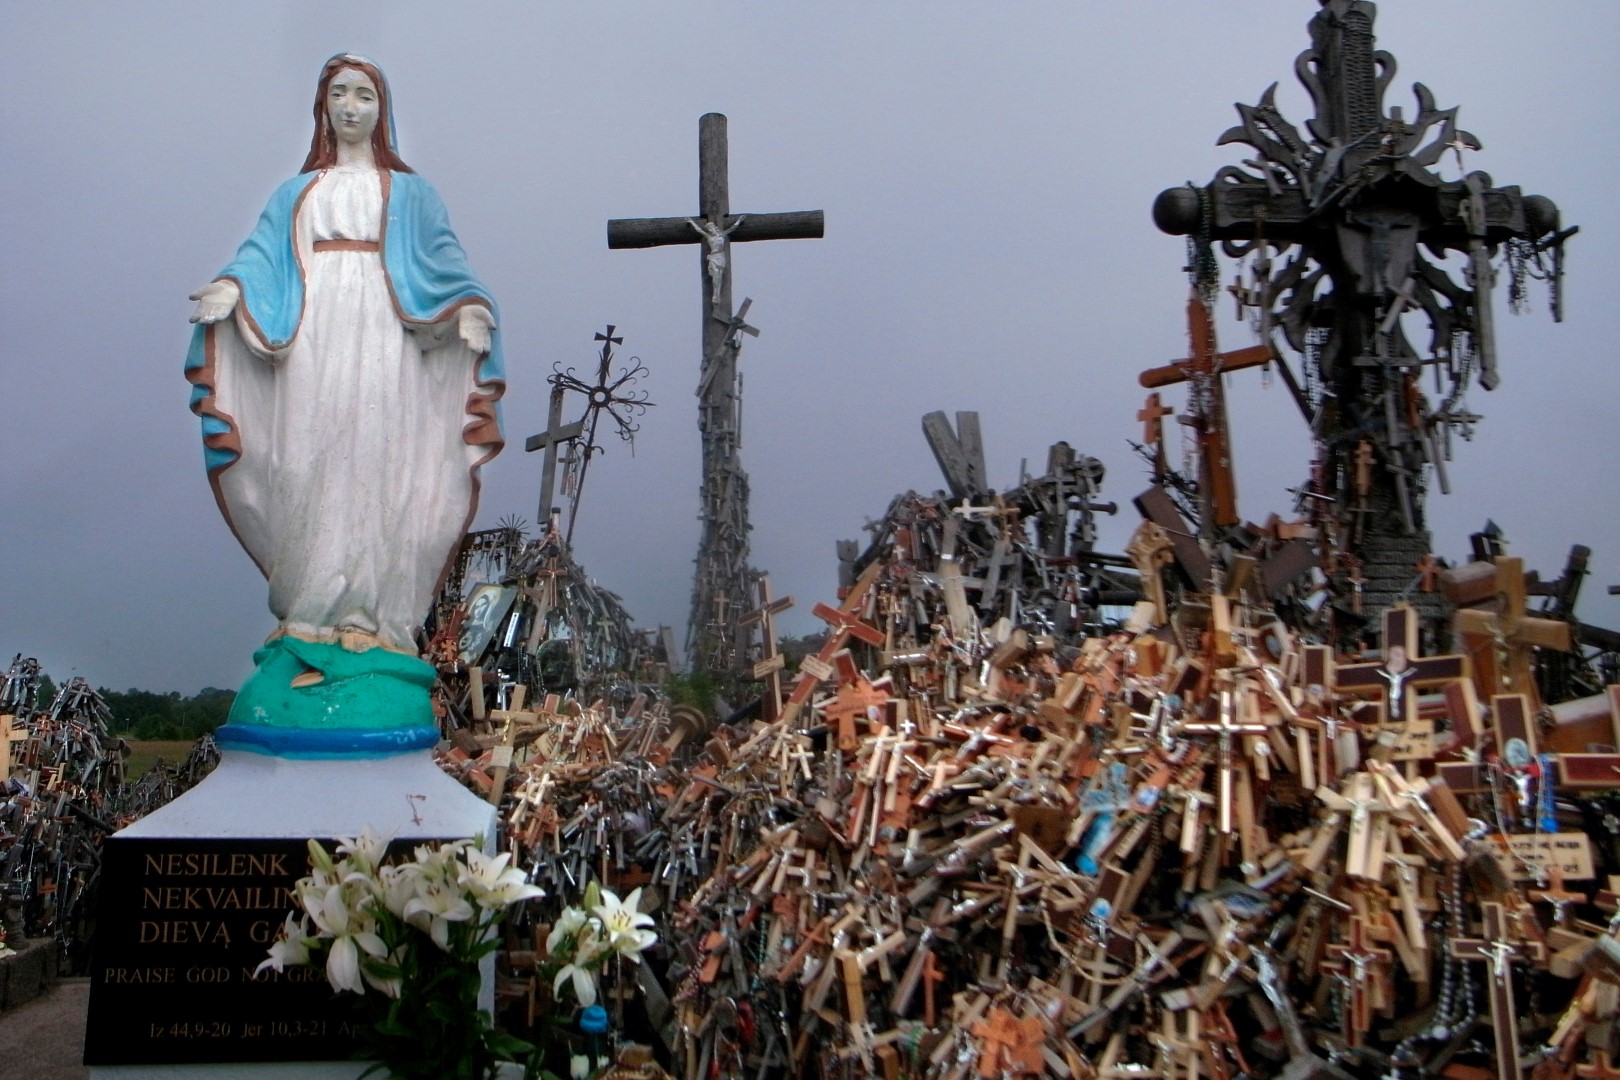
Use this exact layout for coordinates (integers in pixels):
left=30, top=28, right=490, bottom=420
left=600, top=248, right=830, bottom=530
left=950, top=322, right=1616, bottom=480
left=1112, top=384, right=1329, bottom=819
left=216, top=637, right=440, bottom=758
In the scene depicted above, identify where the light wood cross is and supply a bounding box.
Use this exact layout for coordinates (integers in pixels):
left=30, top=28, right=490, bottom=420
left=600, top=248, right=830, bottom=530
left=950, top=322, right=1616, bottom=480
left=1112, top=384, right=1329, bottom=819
left=1454, top=555, right=1574, bottom=705
left=739, top=576, right=794, bottom=720
left=1180, top=687, right=1268, bottom=835
left=0, top=714, right=27, bottom=777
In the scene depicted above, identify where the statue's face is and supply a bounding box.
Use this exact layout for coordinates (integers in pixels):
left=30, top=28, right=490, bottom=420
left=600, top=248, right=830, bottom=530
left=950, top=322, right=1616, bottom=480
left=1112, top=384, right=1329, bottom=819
left=326, top=68, right=380, bottom=147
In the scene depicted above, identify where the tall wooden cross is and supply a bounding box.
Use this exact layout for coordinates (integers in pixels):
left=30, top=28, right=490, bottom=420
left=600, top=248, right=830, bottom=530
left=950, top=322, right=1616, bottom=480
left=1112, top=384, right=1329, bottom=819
left=525, top=385, right=584, bottom=528
left=608, top=113, right=823, bottom=674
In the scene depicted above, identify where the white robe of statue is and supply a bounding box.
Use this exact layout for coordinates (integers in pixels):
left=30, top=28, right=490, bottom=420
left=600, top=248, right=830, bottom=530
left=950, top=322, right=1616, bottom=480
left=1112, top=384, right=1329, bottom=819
left=208, top=166, right=483, bottom=649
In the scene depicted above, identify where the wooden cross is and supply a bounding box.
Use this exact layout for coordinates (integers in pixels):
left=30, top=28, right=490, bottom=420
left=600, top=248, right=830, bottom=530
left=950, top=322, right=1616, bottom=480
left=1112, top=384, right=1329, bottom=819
left=0, top=714, right=27, bottom=777
left=1449, top=902, right=1531, bottom=1080
left=1332, top=604, right=1468, bottom=724
left=1319, top=916, right=1394, bottom=1047
left=485, top=686, right=539, bottom=807
left=1528, top=867, right=1587, bottom=927
left=1454, top=556, right=1575, bottom=704
left=608, top=114, right=823, bottom=673
left=780, top=562, right=884, bottom=725
left=739, top=576, right=794, bottom=719
left=524, top=383, right=585, bottom=526
left=1415, top=553, right=1442, bottom=592
left=1179, top=688, right=1268, bottom=834
left=1136, top=293, right=1264, bottom=528
left=1136, top=392, right=1175, bottom=481
left=1316, top=772, right=1395, bottom=880
left=969, top=1007, right=1044, bottom=1079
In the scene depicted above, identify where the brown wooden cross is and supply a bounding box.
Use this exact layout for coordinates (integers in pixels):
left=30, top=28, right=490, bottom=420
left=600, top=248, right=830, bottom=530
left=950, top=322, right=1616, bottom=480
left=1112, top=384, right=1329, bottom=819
left=1454, top=556, right=1574, bottom=704
left=1136, top=392, right=1175, bottom=482
left=1332, top=605, right=1468, bottom=724
left=780, top=561, right=884, bottom=726
left=1415, top=553, right=1442, bottom=592
left=1136, top=294, right=1263, bottom=528
left=608, top=113, right=824, bottom=673
left=1319, top=916, right=1393, bottom=1047
left=739, top=576, right=794, bottom=720
left=1449, top=902, right=1534, bottom=1080
left=969, top=1007, right=1044, bottom=1079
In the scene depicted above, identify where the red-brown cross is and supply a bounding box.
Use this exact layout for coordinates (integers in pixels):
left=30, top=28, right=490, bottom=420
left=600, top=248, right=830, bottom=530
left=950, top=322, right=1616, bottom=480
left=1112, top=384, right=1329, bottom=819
left=1319, top=916, right=1393, bottom=1047
left=780, top=562, right=884, bottom=725
left=970, top=1007, right=1045, bottom=1079
left=1415, top=553, right=1442, bottom=592
left=1137, top=392, right=1174, bottom=445
left=1449, top=902, right=1529, bottom=1080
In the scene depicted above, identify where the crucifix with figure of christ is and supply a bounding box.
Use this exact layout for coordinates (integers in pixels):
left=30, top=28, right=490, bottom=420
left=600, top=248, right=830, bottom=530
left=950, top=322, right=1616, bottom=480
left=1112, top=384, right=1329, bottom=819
left=608, top=113, right=824, bottom=674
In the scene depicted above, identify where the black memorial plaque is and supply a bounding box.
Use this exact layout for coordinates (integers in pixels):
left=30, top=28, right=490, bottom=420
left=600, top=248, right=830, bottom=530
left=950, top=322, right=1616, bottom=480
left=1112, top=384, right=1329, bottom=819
left=85, top=836, right=370, bottom=1065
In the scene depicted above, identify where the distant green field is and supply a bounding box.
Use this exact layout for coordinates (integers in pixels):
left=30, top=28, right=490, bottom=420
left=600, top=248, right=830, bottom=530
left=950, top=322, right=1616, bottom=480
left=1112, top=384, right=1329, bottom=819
left=123, top=739, right=199, bottom=778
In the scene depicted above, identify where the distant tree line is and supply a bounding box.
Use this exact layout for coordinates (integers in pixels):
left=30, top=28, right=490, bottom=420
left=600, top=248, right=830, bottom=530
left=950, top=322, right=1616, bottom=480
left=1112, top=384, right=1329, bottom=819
left=98, top=687, right=235, bottom=740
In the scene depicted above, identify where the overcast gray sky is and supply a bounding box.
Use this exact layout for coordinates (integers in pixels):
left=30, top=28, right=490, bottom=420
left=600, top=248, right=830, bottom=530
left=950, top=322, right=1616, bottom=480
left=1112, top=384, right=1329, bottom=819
left=3, top=2, right=1616, bottom=695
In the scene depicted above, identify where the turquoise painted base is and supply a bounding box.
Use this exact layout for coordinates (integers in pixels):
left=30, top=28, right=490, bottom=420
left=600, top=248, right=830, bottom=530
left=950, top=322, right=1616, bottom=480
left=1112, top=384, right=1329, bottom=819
left=216, top=637, right=439, bottom=759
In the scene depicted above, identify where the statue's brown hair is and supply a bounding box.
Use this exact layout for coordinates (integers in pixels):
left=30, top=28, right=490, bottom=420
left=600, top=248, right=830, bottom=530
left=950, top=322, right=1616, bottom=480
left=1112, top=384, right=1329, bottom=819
left=300, top=55, right=412, bottom=174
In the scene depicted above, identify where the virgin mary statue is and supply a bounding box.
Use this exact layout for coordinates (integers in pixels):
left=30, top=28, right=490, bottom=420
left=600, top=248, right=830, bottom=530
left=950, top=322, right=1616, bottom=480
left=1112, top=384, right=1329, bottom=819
left=186, top=54, right=503, bottom=754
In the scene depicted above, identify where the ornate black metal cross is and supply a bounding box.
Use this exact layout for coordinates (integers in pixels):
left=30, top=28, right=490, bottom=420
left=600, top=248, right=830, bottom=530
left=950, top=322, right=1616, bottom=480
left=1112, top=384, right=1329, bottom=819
left=525, top=326, right=652, bottom=545
left=1153, top=0, right=1574, bottom=643
left=607, top=113, right=824, bottom=674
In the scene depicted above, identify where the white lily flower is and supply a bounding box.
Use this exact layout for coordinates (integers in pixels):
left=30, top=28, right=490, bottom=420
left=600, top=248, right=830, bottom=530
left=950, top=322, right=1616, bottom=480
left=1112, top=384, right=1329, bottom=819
left=551, top=929, right=608, bottom=1006
left=546, top=905, right=590, bottom=957
left=593, top=887, right=657, bottom=958
left=255, top=912, right=318, bottom=977
left=301, top=882, right=388, bottom=993
left=402, top=877, right=475, bottom=952
left=570, top=1054, right=592, bottom=1079
left=553, top=960, right=599, bottom=1007
left=335, top=829, right=393, bottom=876
left=360, top=945, right=405, bottom=999
left=376, top=862, right=422, bottom=918
left=460, top=847, right=543, bottom=909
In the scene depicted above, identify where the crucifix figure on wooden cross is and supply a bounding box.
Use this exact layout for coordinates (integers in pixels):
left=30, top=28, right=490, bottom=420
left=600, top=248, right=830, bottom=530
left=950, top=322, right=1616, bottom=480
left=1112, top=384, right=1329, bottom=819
left=608, top=113, right=824, bottom=674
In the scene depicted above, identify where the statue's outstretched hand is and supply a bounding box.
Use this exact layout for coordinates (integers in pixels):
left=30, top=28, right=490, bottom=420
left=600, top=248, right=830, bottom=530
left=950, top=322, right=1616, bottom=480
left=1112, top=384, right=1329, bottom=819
left=189, top=280, right=241, bottom=324
left=458, top=305, right=496, bottom=354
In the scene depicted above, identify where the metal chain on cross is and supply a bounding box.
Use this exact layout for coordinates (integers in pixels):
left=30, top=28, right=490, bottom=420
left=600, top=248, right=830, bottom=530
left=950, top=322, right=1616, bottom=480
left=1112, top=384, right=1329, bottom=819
left=547, top=325, right=655, bottom=546
left=1184, top=183, right=1220, bottom=304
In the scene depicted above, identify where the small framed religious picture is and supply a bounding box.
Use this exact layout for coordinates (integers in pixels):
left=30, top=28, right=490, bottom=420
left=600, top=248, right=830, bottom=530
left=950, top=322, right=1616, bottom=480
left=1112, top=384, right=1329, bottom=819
left=458, top=584, right=519, bottom=665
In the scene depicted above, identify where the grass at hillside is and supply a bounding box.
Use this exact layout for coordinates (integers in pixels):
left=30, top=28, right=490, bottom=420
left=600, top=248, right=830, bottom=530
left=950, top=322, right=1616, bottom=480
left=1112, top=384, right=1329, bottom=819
left=123, top=739, right=199, bottom=778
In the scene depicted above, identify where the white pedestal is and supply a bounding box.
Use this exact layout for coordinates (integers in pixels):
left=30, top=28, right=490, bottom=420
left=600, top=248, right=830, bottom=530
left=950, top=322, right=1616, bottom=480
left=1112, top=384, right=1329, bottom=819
left=89, top=748, right=495, bottom=1079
